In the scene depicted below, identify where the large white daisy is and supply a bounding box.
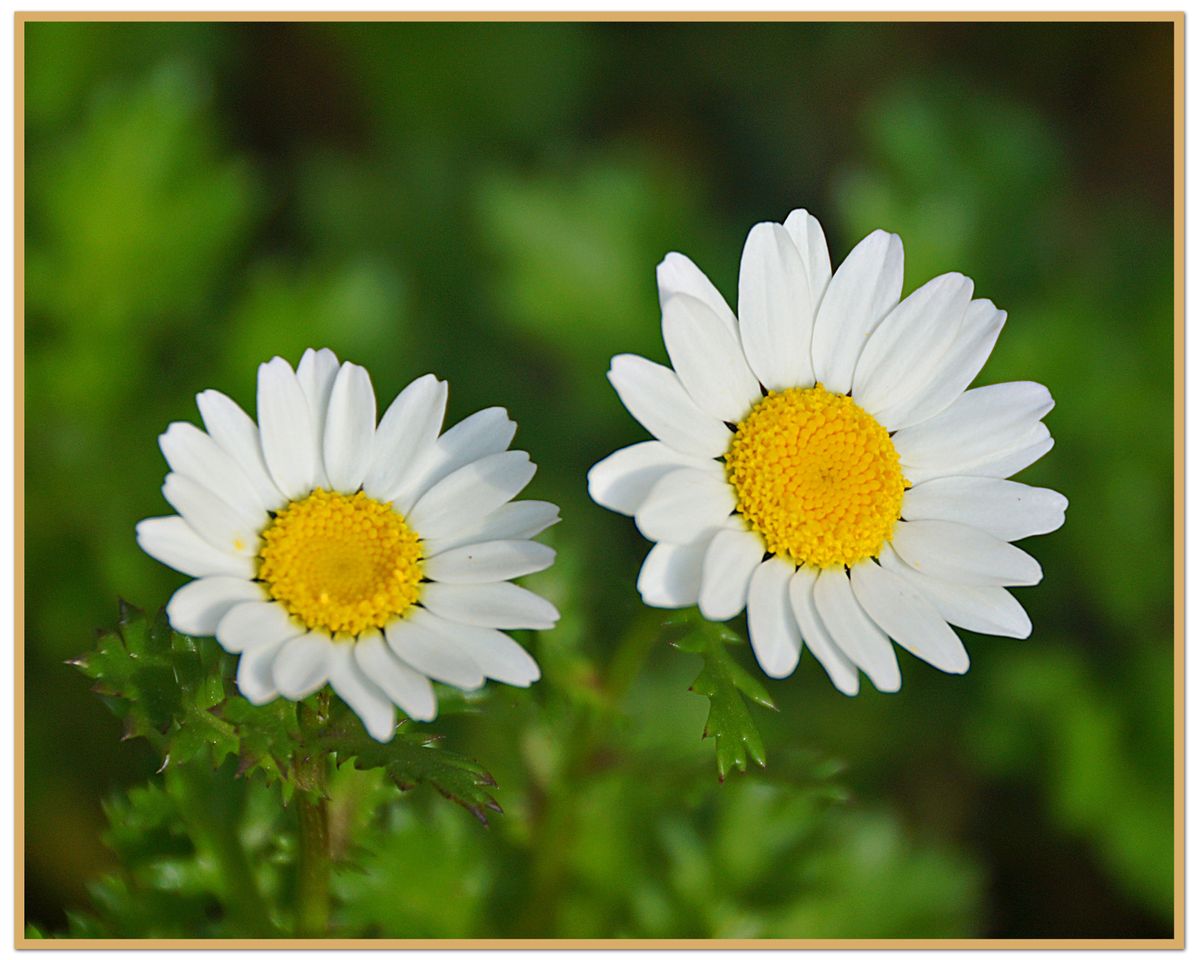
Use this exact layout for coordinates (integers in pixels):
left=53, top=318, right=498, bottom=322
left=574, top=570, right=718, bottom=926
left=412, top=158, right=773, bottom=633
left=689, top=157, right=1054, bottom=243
left=588, top=210, right=1066, bottom=694
left=137, top=348, right=559, bottom=741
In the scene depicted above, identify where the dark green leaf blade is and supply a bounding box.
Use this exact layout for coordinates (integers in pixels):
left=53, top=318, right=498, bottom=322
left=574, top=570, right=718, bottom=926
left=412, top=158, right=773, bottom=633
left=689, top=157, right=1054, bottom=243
left=319, top=705, right=501, bottom=824
left=672, top=620, right=776, bottom=781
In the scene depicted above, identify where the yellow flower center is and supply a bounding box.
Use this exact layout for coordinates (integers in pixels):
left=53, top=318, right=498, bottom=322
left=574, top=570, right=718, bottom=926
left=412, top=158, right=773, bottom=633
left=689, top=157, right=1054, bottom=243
left=258, top=489, right=423, bottom=636
left=725, top=384, right=908, bottom=569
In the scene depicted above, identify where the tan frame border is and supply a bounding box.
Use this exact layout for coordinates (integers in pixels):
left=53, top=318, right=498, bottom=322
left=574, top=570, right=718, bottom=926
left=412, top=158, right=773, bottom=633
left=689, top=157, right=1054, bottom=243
left=13, top=9, right=1185, bottom=950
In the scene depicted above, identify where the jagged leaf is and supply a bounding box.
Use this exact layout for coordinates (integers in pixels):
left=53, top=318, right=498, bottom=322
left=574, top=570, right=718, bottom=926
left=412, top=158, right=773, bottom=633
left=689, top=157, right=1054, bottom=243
left=672, top=620, right=777, bottom=781
left=72, top=602, right=238, bottom=763
left=319, top=703, right=502, bottom=824
left=215, top=696, right=303, bottom=800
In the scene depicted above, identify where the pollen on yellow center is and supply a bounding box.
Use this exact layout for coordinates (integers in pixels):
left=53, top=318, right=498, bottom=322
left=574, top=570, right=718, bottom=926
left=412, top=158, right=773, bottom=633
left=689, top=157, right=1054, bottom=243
left=258, top=489, right=423, bottom=636
left=725, top=384, right=909, bottom=569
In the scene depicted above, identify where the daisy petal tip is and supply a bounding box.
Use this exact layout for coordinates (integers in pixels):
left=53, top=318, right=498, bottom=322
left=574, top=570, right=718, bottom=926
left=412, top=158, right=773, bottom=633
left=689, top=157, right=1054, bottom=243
left=407, top=704, right=438, bottom=723
left=656, top=251, right=684, bottom=273
left=262, top=355, right=294, bottom=375
left=236, top=682, right=278, bottom=707
left=760, top=657, right=799, bottom=681
left=366, top=719, right=398, bottom=743
left=696, top=598, right=729, bottom=623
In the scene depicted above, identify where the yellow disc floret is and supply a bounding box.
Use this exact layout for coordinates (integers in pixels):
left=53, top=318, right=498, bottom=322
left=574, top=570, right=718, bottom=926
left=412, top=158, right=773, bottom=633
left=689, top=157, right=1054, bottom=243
left=725, top=384, right=908, bottom=569
left=258, top=489, right=423, bottom=636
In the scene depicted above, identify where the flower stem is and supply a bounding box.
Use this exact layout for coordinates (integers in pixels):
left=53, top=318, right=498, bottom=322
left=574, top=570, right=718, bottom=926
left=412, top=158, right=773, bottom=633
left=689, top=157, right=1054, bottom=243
left=295, top=695, right=332, bottom=938
left=296, top=792, right=330, bottom=937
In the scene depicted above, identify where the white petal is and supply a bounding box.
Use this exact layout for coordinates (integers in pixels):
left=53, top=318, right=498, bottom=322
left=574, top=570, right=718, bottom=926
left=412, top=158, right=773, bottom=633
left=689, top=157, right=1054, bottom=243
left=393, top=407, right=516, bottom=513
left=354, top=631, right=438, bottom=721
left=385, top=616, right=485, bottom=689
left=410, top=608, right=540, bottom=686
left=902, top=477, right=1068, bottom=541
left=891, top=519, right=1043, bottom=586
left=883, top=299, right=1005, bottom=430
left=166, top=576, right=265, bottom=637
left=420, top=581, right=559, bottom=631
left=587, top=441, right=720, bottom=518
left=662, top=292, right=762, bottom=422
left=257, top=357, right=317, bottom=500
left=962, top=432, right=1055, bottom=483
left=273, top=632, right=334, bottom=700
left=636, top=540, right=707, bottom=608
left=892, top=381, right=1055, bottom=484
left=408, top=450, right=535, bottom=541
left=159, top=422, right=265, bottom=515
left=737, top=222, right=815, bottom=391
left=329, top=642, right=396, bottom=742
left=162, top=473, right=261, bottom=558
left=635, top=467, right=737, bottom=545
left=136, top=516, right=253, bottom=579
left=850, top=561, right=969, bottom=674
left=810, top=229, right=904, bottom=394
left=698, top=527, right=764, bottom=620
left=812, top=567, right=900, bottom=692
left=195, top=390, right=285, bottom=510
left=422, top=500, right=560, bottom=554
left=656, top=251, right=738, bottom=337
left=782, top=209, right=833, bottom=307
left=363, top=374, right=447, bottom=502
left=745, top=557, right=802, bottom=678
left=879, top=544, right=1031, bottom=638
left=322, top=362, right=376, bottom=493
left=788, top=568, right=859, bottom=695
left=852, top=272, right=973, bottom=426
left=296, top=348, right=340, bottom=488
left=235, top=635, right=288, bottom=705
left=216, top=600, right=304, bottom=654
left=607, top=354, right=732, bottom=458
left=424, top=539, right=554, bottom=584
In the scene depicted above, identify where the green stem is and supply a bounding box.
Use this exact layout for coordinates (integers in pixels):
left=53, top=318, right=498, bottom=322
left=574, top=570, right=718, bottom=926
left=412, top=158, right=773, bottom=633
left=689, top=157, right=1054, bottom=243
left=167, top=762, right=272, bottom=936
left=295, top=696, right=331, bottom=938
left=296, top=791, right=330, bottom=937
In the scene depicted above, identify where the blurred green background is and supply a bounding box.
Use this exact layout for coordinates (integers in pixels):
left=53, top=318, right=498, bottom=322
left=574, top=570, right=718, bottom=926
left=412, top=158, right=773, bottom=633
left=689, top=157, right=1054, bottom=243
left=23, top=20, right=1175, bottom=939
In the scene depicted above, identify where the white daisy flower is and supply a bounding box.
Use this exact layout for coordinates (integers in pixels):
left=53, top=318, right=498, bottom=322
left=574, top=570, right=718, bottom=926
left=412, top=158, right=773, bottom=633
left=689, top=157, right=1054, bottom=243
left=588, top=210, right=1066, bottom=694
left=137, top=348, right=559, bottom=741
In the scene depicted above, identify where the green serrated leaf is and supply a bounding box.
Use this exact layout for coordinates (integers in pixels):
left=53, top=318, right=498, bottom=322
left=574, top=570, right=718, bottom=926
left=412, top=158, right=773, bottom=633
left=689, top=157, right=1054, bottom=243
left=672, top=621, right=776, bottom=781
left=216, top=696, right=302, bottom=795
left=319, top=704, right=501, bottom=824
left=75, top=602, right=242, bottom=770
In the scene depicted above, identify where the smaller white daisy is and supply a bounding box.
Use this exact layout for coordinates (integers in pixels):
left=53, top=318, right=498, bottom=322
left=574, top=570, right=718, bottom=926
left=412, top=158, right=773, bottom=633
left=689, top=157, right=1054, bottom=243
left=138, top=348, right=559, bottom=741
left=589, top=210, right=1066, bottom=694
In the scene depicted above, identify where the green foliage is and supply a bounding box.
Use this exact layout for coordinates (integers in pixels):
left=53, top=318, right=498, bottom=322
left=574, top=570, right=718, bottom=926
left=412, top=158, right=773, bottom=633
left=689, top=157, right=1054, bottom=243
left=61, top=604, right=509, bottom=937
left=319, top=701, right=503, bottom=825
left=64, top=772, right=290, bottom=938
left=968, top=643, right=1174, bottom=920
left=71, top=602, right=237, bottom=769
left=72, top=603, right=500, bottom=817
left=671, top=618, right=777, bottom=781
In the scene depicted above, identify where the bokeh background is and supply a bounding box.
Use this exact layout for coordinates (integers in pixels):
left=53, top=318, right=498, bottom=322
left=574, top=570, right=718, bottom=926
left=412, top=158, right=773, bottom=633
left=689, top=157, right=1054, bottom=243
left=23, top=20, right=1175, bottom=938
